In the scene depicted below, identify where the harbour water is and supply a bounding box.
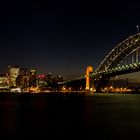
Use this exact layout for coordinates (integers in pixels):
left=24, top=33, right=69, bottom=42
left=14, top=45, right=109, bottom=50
left=0, top=93, right=140, bottom=139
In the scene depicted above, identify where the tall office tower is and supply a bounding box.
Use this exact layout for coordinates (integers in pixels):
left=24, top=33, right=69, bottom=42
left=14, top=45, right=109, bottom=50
left=16, top=68, right=29, bottom=88
left=9, top=66, right=20, bottom=87
left=29, top=69, right=37, bottom=87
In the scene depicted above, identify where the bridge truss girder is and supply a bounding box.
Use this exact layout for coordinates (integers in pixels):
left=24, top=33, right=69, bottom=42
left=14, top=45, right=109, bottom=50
left=96, top=33, right=140, bottom=72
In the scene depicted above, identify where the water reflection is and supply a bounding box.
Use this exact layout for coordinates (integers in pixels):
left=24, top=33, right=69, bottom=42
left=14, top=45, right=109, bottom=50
left=1, top=93, right=140, bottom=139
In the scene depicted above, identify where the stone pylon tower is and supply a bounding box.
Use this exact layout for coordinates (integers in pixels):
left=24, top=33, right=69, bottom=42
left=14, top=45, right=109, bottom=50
left=86, top=66, right=93, bottom=90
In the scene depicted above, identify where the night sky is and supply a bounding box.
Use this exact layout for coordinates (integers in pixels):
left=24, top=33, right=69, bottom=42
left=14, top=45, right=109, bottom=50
left=0, top=0, right=140, bottom=79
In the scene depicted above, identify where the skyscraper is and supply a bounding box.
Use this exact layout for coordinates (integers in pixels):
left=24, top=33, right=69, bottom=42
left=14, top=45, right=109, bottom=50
left=9, top=66, right=20, bottom=87
left=29, top=69, right=37, bottom=87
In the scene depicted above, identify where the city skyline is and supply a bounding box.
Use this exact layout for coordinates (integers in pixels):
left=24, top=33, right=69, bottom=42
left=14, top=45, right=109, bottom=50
left=0, top=1, right=140, bottom=79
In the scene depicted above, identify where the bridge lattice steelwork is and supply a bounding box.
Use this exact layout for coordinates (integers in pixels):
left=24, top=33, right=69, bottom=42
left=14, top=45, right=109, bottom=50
left=96, top=33, right=140, bottom=72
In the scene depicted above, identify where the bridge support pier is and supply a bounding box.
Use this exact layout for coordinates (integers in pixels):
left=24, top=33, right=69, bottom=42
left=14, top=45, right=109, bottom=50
left=86, top=66, right=95, bottom=92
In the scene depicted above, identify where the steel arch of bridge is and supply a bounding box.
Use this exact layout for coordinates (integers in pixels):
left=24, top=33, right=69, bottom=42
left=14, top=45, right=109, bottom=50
left=96, top=33, right=140, bottom=72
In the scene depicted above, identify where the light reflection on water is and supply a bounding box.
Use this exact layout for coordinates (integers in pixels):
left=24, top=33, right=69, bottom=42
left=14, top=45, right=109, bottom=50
left=0, top=93, right=140, bottom=139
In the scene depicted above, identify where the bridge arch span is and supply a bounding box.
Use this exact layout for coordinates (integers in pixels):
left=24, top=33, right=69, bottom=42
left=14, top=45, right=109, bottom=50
left=96, top=33, right=140, bottom=72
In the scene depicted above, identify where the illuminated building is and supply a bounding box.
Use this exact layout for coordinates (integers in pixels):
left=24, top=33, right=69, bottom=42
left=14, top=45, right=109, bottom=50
left=29, top=69, right=37, bottom=87
left=0, top=74, right=10, bottom=90
left=16, top=68, right=29, bottom=88
left=55, top=75, right=64, bottom=90
left=9, top=66, right=20, bottom=87
left=51, top=76, right=60, bottom=89
left=56, top=75, right=63, bottom=84
left=45, top=73, right=52, bottom=86
left=37, top=74, right=46, bottom=88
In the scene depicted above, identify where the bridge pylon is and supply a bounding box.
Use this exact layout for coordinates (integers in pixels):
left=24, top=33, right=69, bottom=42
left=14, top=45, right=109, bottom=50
left=86, top=66, right=94, bottom=92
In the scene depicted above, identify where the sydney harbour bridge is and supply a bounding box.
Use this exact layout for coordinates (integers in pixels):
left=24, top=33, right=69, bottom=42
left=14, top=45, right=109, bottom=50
left=62, top=32, right=140, bottom=92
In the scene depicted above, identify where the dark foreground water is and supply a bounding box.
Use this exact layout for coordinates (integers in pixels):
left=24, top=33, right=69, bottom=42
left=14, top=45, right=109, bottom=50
left=0, top=93, right=140, bottom=139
